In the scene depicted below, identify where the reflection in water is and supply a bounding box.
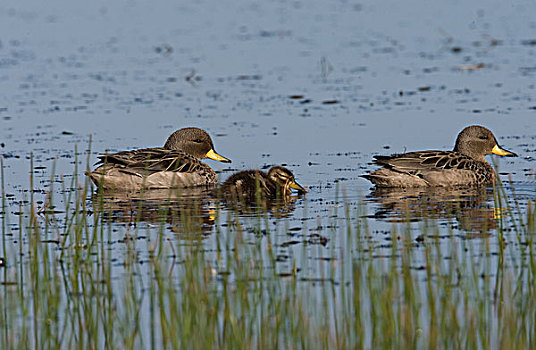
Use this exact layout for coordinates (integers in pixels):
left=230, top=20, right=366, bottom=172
left=365, top=186, right=497, bottom=234
left=91, top=187, right=217, bottom=236
left=219, top=194, right=301, bottom=219
left=90, top=183, right=304, bottom=234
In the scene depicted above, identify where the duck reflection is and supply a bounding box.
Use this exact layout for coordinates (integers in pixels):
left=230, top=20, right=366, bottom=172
left=218, top=166, right=306, bottom=218
left=365, top=186, right=497, bottom=234
left=91, top=166, right=307, bottom=229
left=218, top=194, right=302, bottom=219
left=91, top=187, right=217, bottom=235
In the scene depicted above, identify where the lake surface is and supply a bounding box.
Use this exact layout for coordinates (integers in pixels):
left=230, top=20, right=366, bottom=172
left=0, top=0, right=535, bottom=347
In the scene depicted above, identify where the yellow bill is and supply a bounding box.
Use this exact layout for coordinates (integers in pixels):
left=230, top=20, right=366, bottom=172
left=289, top=181, right=306, bottom=194
left=491, top=144, right=517, bottom=157
left=205, top=149, right=232, bottom=163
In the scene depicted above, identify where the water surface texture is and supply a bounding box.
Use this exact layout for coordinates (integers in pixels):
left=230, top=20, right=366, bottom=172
left=0, top=0, right=535, bottom=347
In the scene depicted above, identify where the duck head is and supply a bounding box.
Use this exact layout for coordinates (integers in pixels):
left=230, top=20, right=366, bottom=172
left=268, top=166, right=306, bottom=195
left=453, top=125, right=517, bottom=161
left=164, top=127, right=231, bottom=162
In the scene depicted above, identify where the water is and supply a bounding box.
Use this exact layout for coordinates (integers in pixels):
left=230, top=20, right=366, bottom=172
left=1, top=0, right=535, bottom=347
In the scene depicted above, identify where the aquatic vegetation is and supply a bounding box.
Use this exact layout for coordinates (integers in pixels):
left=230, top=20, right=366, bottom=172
left=0, top=155, right=534, bottom=349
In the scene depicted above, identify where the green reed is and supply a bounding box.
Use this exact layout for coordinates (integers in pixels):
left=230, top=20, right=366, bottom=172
left=0, top=152, right=534, bottom=349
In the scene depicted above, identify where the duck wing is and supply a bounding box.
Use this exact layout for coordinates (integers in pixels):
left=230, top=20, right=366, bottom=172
left=97, top=148, right=208, bottom=175
left=373, top=151, right=475, bottom=175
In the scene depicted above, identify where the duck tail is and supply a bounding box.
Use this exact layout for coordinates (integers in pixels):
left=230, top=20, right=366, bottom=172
left=360, top=174, right=380, bottom=183
left=360, top=173, right=394, bottom=187
left=85, top=171, right=100, bottom=187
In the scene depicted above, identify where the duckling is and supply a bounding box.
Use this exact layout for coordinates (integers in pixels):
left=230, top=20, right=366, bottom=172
left=220, top=166, right=306, bottom=202
left=361, top=125, right=517, bottom=187
left=87, top=127, right=231, bottom=191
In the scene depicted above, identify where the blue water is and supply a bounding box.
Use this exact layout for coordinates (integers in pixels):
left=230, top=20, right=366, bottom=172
left=0, top=0, right=535, bottom=346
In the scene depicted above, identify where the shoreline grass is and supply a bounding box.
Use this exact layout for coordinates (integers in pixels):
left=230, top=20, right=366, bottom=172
left=0, top=154, right=534, bottom=349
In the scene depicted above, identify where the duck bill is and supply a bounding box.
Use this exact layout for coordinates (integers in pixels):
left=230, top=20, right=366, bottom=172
left=491, top=144, right=517, bottom=157
left=289, top=181, right=306, bottom=194
left=205, top=149, right=232, bottom=163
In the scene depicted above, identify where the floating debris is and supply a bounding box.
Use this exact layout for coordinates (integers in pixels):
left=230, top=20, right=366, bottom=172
left=308, top=233, right=328, bottom=246
left=456, top=63, right=485, bottom=71
left=322, top=100, right=339, bottom=105
left=236, top=74, right=262, bottom=80
left=281, top=240, right=300, bottom=247
left=41, top=239, right=60, bottom=244
left=521, top=39, right=536, bottom=46
left=154, top=43, right=173, bottom=55
left=185, top=70, right=201, bottom=84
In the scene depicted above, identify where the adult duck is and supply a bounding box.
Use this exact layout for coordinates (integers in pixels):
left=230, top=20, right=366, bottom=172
left=361, top=125, right=517, bottom=187
left=87, top=127, right=231, bottom=190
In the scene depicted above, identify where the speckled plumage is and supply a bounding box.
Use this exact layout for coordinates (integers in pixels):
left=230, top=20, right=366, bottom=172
left=87, top=127, right=230, bottom=191
left=220, top=166, right=306, bottom=202
left=362, top=125, right=517, bottom=187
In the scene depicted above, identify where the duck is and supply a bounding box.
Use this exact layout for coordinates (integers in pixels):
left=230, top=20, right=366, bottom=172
left=87, top=127, right=231, bottom=191
left=220, top=166, right=306, bottom=202
left=361, top=125, right=517, bottom=187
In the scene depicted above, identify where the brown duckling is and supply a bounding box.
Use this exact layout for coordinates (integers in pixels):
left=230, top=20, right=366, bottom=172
left=221, top=166, right=306, bottom=202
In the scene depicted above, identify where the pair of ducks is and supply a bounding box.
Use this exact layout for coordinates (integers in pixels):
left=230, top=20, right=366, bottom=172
left=87, top=125, right=517, bottom=196
left=87, top=127, right=306, bottom=201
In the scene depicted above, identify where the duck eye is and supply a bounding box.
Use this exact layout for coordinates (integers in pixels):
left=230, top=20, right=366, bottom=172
left=479, top=135, right=489, bottom=140
left=193, top=139, right=203, bottom=143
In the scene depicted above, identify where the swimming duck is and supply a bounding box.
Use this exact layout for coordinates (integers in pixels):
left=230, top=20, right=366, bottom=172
left=220, top=166, right=306, bottom=202
left=361, top=125, right=517, bottom=187
left=87, top=127, right=231, bottom=191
